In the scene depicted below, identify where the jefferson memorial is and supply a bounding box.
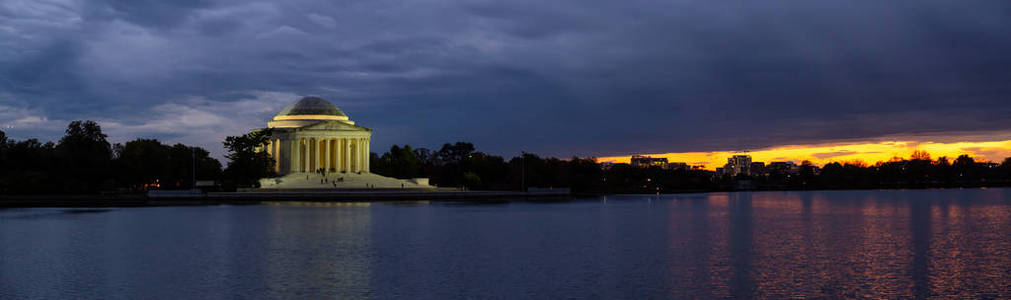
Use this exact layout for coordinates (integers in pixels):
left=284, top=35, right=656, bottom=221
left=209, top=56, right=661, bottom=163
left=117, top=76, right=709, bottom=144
left=257, top=96, right=430, bottom=189
left=263, top=96, right=371, bottom=175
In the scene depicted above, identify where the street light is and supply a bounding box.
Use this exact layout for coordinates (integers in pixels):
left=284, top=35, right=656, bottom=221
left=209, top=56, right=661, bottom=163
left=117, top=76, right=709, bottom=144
left=521, top=151, right=526, bottom=192
left=191, top=146, right=196, bottom=189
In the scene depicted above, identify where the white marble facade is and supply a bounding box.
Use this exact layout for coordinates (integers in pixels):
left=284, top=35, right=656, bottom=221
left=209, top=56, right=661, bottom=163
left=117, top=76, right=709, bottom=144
left=262, top=97, right=371, bottom=175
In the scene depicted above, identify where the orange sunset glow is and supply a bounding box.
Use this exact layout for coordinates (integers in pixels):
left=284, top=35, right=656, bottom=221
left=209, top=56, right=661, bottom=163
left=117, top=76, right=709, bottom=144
left=598, top=138, right=1011, bottom=170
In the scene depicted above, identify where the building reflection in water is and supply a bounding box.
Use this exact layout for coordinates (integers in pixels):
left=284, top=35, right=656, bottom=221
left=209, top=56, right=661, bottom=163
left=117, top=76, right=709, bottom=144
left=909, top=195, right=932, bottom=298
left=663, top=193, right=724, bottom=298
left=0, top=204, right=376, bottom=298
left=260, top=202, right=374, bottom=298
left=683, top=189, right=1011, bottom=298
left=726, top=192, right=756, bottom=298
left=2, top=190, right=1010, bottom=298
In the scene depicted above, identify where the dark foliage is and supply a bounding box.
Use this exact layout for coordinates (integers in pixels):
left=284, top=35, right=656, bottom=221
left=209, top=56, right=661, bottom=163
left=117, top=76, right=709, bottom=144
left=222, top=128, right=275, bottom=188
left=0, top=121, right=221, bottom=194
left=372, top=143, right=1011, bottom=193
left=114, top=139, right=222, bottom=190
left=56, top=120, right=113, bottom=193
left=371, top=143, right=666, bottom=193
left=4, top=122, right=1011, bottom=195
left=716, top=154, right=1011, bottom=191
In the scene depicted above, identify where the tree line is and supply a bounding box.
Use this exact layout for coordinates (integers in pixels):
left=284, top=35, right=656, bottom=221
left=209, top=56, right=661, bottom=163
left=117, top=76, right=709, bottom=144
left=0, top=120, right=227, bottom=194
left=4, top=120, right=1011, bottom=194
left=369, top=142, right=602, bottom=191
left=620, top=151, right=1011, bottom=193
left=800, top=151, right=1011, bottom=190
left=370, top=145, right=1011, bottom=193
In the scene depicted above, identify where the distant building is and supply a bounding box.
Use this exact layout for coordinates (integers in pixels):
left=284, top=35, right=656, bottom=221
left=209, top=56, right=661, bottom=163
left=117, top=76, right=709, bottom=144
left=631, top=155, right=668, bottom=168
left=720, top=155, right=753, bottom=176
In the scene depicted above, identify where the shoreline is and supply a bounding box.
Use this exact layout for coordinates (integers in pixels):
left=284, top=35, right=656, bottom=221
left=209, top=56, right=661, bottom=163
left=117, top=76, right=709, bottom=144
left=2, top=186, right=1008, bottom=208
left=0, top=189, right=572, bottom=208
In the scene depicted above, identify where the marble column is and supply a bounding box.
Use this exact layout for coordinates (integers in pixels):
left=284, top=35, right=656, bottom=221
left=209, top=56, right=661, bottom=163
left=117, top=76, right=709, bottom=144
left=353, top=138, right=360, bottom=173
left=359, top=138, right=365, bottom=173
left=292, top=138, right=299, bottom=173
left=352, top=138, right=357, bottom=173
left=323, top=138, right=329, bottom=173
left=331, top=139, right=337, bottom=172
left=271, top=139, right=277, bottom=173
left=343, top=137, right=351, bottom=171
left=300, top=138, right=306, bottom=173
left=303, top=138, right=309, bottom=173
left=337, top=137, right=345, bottom=170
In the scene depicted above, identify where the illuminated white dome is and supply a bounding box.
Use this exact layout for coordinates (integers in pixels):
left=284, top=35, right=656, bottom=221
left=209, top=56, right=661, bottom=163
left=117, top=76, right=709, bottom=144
left=276, top=97, right=347, bottom=117
left=268, top=96, right=354, bottom=128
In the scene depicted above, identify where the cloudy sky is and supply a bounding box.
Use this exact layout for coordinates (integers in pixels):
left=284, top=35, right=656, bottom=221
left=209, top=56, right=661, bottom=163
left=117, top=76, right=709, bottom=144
left=2, top=0, right=1011, bottom=160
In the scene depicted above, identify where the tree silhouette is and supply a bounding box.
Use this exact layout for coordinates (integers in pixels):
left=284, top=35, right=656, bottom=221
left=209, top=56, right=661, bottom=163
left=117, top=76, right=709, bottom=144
left=112, top=139, right=222, bottom=190
left=117, top=139, right=170, bottom=188
left=436, top=142, right=475, bottom=165
left=911, top=150, right=932, bottom=161
left=57, top=120, right=112, bottom=193
left=223, top=128, right=275, bottom=188
left=6, top=122, right=1011, bottom=195
left=0, top=129, right=7, bottom=173
left=954, top=154, right=975, bottom=166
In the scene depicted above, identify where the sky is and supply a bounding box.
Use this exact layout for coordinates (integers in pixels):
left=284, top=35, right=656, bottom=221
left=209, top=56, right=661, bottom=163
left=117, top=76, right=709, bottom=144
left=2, top=0, right=1011, bottom=163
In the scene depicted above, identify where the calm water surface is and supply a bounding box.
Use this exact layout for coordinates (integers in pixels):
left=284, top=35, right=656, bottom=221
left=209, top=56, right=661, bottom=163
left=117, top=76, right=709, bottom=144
left=2, top=189, right=1011, bottom=299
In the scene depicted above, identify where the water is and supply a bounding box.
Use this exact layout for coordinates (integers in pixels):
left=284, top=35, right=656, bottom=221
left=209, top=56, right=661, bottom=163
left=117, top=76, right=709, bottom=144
left=2, top=189, right=1011, bottom=299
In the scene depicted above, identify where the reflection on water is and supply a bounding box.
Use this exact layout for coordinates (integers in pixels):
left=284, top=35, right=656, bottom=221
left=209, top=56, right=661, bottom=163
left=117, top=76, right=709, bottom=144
left=2, top=189, right=1011, bottom=298
left=728, top=192, right=755, bottom=298
left=0, top=205, right=374, bottom=299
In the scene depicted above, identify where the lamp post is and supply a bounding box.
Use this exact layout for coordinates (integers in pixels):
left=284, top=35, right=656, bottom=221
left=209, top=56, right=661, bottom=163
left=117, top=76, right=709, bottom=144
left=191, top=146, right=196, bottom=189
left=521, top=151, right=526, bottom=192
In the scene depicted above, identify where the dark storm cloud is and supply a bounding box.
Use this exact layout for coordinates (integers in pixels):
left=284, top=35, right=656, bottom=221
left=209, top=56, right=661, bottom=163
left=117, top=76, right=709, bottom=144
left=82, top=0, right=215, bottom=29
left=2, top=0, right=1011, bottom=158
